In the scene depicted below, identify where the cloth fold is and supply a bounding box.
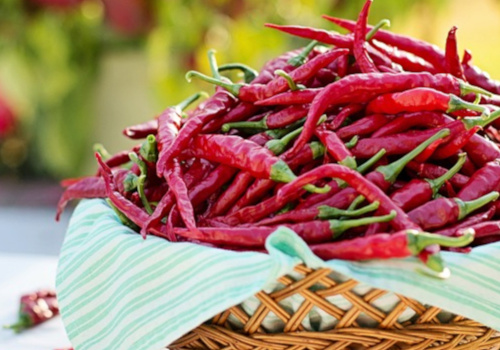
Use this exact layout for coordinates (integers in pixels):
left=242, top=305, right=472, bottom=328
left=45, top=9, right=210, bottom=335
left=56, top=199, right=500, bottom=350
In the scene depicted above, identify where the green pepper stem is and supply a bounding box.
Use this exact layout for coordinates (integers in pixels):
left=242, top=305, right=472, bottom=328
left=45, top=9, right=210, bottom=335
left=456, top=191, right=499, bottom=220
left=347, top=195, right=365, bottom=211
left=186, top=70, right=242, bottom=96
left=357, top=149, right=387, bottom=174
left=462, top=109, right=500, bottom=130
left=106, top=199, right=140, bottom=231
left=345, top=135, right=359, bottom=149
left=376, top=128, right=450, bottom=184
left=448, top=95, right=490, bottom=116
left=309, top=141, right=326, bottom=159
left=222, top=117, right=268, bottom=132
left=123, top=172, right=139, bottom=192
left=128, top=152, right=153, bottom=214
left=288, top=40, right=319, bottom=67
left=317, top=200, right=379, bottom=219
left=459, top=81, right=493, bottom=97
left=329, top=210, right=396, bottom=238
left=275, top=69, right=302, bottom=91
left=218, top=63, right=258, bottom=83
left=207, top=49, right=221, bottom=80
left=426, top=153, right=466, bottom=197
left=175, top=92, right=207, bottom=112
left=366, top=19, right=390, bottom=41
left=93, top=143, right=111, bottom=160
left=407, top=229, right=475, bottom=255
left=139, top=134, right=158, bottom=163
left=270, top=160, right=330, bottom=194
left=266, top=126, right=304, bottom=155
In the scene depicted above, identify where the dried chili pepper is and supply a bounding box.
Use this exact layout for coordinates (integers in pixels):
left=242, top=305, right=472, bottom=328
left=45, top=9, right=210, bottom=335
left=366, top=88, right=489, bottom=116
left=56, top=176, right=106, bottom=221
left=315, top=124, right=357, bottom=169
left=4, top=290, right=59, bottom=333
left=336, top=113, right=395, bottom=140
left=372, top=111, right=448, bottom=137
left=461, top=49, right=500, bottom=95
left=310, top=229, right=473, bottom=265
left=434, top=206, right=496, bottom=237
left=186, top=48, right=348, bottom=102
left=175, top=211, right=395, bottom=247
left=444, top=26, right=466, bottom=80
left=408, top=192, right=499, bottom=230
left=328, top=103, right=364, bottom=130
left=353, top=0, right=378, bottom=73
left=391, top=153, right=466, bottom=212
left=457, top=160, right=500, bottom=201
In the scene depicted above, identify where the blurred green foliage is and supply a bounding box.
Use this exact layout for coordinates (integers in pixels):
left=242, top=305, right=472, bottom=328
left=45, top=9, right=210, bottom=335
left=0, top=0, right=469, bottom=180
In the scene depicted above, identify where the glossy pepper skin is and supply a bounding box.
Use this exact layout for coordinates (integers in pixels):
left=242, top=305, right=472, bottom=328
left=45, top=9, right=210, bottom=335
left=5, top=290, right=59, bottom=333
left=310, top=229, right=473, bottom=261
left=315, top=125, right=357, bottom=169
left=353, top=0, right=378, bottom=73
left=457, top=161, right=500, bottom=201
left=444, top=26, right=466, bottom=80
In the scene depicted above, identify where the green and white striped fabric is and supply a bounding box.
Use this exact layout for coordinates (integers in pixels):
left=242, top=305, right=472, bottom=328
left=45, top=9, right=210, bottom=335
left=57, top=199, right=500, bottom=350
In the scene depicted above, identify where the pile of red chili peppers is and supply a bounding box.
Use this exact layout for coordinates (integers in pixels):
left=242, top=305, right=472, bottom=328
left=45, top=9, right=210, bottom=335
left=57, top=0, right=500, bottom=273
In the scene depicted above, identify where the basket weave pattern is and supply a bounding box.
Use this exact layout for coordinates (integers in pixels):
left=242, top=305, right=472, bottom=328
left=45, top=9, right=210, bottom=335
left=170, top=265, right=500, bottom=350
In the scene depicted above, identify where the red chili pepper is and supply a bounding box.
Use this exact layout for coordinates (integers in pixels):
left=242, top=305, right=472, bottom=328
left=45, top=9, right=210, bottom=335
left=222, top=104, right=308, bottom=131
left=351, top=110, right=500, bottom=158
left=277, top=163, right=420, bottom=231
left=336, top=113, right=395, bottom=140
left=186, top=48, right=348, bottom=102
left=165, top=159, right=196, bottom=230
left=158, top=91, right=237, bottom=171
left=431, top=125, right=480, bottom=160
left=406, top=161, right=469, bottom=190
left=444, top=26, right=466, bottom=80
left=123, top=119, right=158, bottom=139
left=322, top=15, right=446, bottom=71
left=366, top=88, right=488, bottom=116
left=408, top=192, right=499, bottom=230
left=353, top=0, right=378, bottom=73
left=463, top=133, right=500, bottom=167
left=390, top=153, right=466, bottom=212
left=457, top=160, right=500, bottom=201
left=284, top=72, right=489, bottom=159
left=328, top=103, right=364, bottom=130
left=56, top=176, right=106, bottom=221
left=175, top=211, right=395, bottom=248
left=461, top=49, right=500, bottom=95
left=228, top=142, right=325, bottom=214
left=434, top=206, right=495, bottom=237
left=4, top=290, right=59, bottom=333
left=372, top=111, right=448, bottom=137
left=315, top=125, right=357, bottom=168
left=371, top=40, right=438, bottom=73
left=310, top=229, right=473, bottom=264
left=202, top=102, right=260, bottom=133
left=458, top=220, right=500, bottom=239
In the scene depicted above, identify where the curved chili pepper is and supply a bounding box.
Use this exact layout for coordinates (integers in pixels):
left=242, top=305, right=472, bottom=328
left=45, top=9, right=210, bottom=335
left=458, top=220, right=500, bottom=239
left=457, top=160, right=500, bottom=201
left=353, top=0, right=378, bottom=73
left=203, top=102, right=260, bottom=133
left=159, top=91, right=237, bottom=171
left=322, top=15, right=446, bottom=71
left=432, top=125, right=480, bottom=160
left=277, top=163, right=420, bottom=231
left=372, top=111, right=448, bottom=137
left=406, top=161, right=469, bottom=190
left=284, top=72, right=490, bottom=159
left=444, top=26, right=466, bottom=80
left=123, top=119, right=158, bottom=140
left=328, top=103, right=364, bottom=130
left=295, top=149, right=387, bottom=211
left=164, top=159, right=196, bottom=230
left=408, top=192, right=499, bottom=230
left=315, top=124, right=357, bottom=169
left=434, top=206, right=496, bottom=237
left=186, top=48, right=349, bottom=102
left=371, top=40, right=437, bottom=73
left=222, top=104, right=308, bottom=131
left=56, top=176, right=106, bottom=221
left=336, top=113, right=395, bottom=140
left=4, top=290, right=59, bottom=333
left=366, top=88, right=489, bottom=116
left=351, top=110, right=500, bottom=158
left=310, top=229, right=473, bottom=266
left=175, top=212, right=395, bottom=248
left=391, top=153, right=466, bottom=212
left=461, top=49, right=500, bottom=95
left=228, top=142, right=325, bottom=214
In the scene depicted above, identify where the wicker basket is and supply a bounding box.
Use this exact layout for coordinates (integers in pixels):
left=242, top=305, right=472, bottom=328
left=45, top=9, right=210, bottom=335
left=170, top=264, right=500, bottom=350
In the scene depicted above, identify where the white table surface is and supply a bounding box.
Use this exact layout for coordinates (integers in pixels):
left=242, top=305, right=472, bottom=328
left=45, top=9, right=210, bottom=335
left=0, top=253, right=71, bottom=350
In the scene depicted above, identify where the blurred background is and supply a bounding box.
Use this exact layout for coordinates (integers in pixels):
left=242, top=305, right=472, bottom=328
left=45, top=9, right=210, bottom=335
left=1, top=0, right=500, bottom=254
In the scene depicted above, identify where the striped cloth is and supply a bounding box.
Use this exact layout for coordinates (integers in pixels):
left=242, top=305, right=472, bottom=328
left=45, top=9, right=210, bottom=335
left=56, top=199, right=500, bottom=350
